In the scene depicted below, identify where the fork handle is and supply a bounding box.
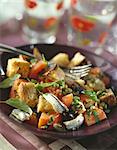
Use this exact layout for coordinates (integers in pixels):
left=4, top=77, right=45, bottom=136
left=0, top=43, right=35, bottom=58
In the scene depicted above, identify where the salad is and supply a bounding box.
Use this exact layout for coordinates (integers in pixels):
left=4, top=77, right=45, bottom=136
left=0, top=48, right=117, bottom=131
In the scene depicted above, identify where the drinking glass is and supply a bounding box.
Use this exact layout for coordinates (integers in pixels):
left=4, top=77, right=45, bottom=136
left=23, top=0, right=65, bottom=44
left=68, top=0, right=117, bottom=48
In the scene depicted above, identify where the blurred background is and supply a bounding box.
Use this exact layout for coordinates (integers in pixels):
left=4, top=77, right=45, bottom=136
left=0, top=0, right=117, bottom=55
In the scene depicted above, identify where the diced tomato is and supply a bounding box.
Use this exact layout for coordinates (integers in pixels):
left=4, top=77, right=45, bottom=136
left=71, top=16, right=95, bottom=32
left=56, top=1, right=63, bottom=10
left=44, top=17, right=57, bottom=29
left=38, top=112, right=50, bottom=128
left=80, top=94, right=89, bottom=102
left=53, top=114, right=62, bottom=124
left=38, top=113, right=61, bottom=129
left=42, top=87, right=63, bottom=99
left=90, top=67, right=101, bottom=75
left=29, top=60, right=47, bottom=79
left=25, top=113, right=38, bottom=127
left=49, top=113, right=62, bottom=129
left=84, top=108, right=107, bottom=126
left=25, top=0, right=37, bottom=9
left=62, top=93, right=73, bottom=107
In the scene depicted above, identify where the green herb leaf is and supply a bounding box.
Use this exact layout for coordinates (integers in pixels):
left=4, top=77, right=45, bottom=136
left=82, top=90, right=99, bottom=102
left=30, top=58, right=37, bottom=64
left=35, top=80, right=65, bottom=91
left=48, top=116, right=54, bottom=125
left=72, top=96, right=80, bottom=106
left=5, top=98, right=32, bottom=115
left=0, top=74, right=21, bottom=88
left=35, top=82, right=57, bottom=91
left=92, top=110, right=99, bottom=123
left=57, top=80, right=65, bottom=89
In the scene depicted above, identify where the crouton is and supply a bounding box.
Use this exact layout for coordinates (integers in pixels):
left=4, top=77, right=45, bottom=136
left=17, top=82, right=38, bottom=107
left=37, top=95, right=55, bottom=113
left=100, top=89, right=117, bottom=106
left=68, top=52, right=85, bottom=67
left=10, top=79, right=27, bottom=98
left=7, top=58, right=30, bottom=78
left=51, top=53, right=70, bottom=67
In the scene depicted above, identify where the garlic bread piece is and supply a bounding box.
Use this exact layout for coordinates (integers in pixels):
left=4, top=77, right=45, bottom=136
left=51, top=53, right=70, bottom=67
left=7, top=58, right=30, bottom=78
left=37, top=95, right=55, bottom=113
left=10, top=79, right=27, bottom=98
left=17, top=82, right=38, bottom=108
left=100, top=89, right=117, bottom=106
left=68, top=52, right=85, bottom=67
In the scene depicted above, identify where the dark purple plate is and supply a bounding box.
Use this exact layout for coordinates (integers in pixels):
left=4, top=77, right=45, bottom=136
left=0, top=44, right=117, bottom=139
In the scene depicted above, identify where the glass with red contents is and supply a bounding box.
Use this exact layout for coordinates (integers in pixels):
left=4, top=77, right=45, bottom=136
left=68, top=0, right=116, bottom=48
left=23, top=0, right=65, bottom=44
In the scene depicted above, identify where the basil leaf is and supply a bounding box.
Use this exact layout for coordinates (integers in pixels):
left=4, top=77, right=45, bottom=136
left=35, top=82, right=57, bottom=91
left=82, top=90, right=99, bottom=102
left=35, top=80, right=64, bottom=91
left=5, top=98, right=32, bottom=115
left=0, top=74, right=21, bottom=88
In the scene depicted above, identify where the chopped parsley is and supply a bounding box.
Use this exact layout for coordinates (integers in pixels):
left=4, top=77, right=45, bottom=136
left=92, top=110, right=99, bottom=123
left=72, top=96, right=80, bottom=106
left=48, top=116, right=54, bottom=125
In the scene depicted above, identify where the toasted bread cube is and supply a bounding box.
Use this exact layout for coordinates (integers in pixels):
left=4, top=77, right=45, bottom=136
left=51, top=53, right=70, bottom=67
left=100, top=89, right=117, bottom=106
left=37, top=95, right=55, bottom=113
left=7, top=58, right=30, bottom=78
left=10, top=79, right=27, bottom=98
left=17, top=82, right=38, bottom=107
left=84, top=108, right=107, bottom=126
left=68, top=52, right=85, bottom=67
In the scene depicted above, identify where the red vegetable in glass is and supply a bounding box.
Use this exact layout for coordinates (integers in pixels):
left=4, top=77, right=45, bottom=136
left=56, top=1, right=63, bottom=10
left=25, top=0, right=37, bottom=9
left=44, top=17, right=57, bottom=29
left=71, top=16, right=95, bottom=32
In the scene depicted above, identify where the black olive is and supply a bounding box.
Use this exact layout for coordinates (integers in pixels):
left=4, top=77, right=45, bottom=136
left=62, top=110, right=77, bottom=122
left=72, top=84, right=84, bottom=94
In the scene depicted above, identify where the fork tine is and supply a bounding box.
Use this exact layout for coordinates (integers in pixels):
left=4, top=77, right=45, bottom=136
left=65, top=72, right=88, bottom=80
left=71, top=69, right=90, bottom=75
left=65, top=68, right=89, bottom=79
left=69, top=66, right=91, bottom=73
left=70, top=64, right=92, bottom=70
left=80, top=72, right=89, bottom=78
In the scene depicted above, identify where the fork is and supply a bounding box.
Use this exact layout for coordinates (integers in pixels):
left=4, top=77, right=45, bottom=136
left=64, top=64, right=91, bottom=78
left=0, top=43, right=91, bottom=77
left=0, top=43, right=35, bottom=58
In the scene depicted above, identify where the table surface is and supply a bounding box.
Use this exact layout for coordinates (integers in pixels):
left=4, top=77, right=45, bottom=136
left=0, top=11, right=117, bottom=150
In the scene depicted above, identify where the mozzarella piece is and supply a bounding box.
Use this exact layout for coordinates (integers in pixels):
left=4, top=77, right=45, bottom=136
left=63, top=114, right=84, bottom=130
left=10, top=109, right=32, bottom=121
